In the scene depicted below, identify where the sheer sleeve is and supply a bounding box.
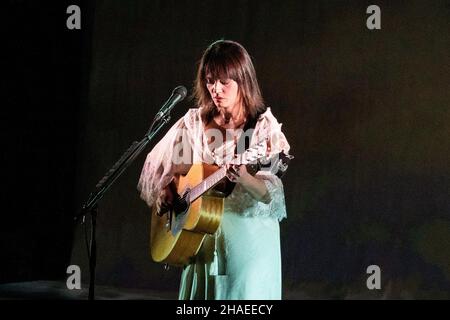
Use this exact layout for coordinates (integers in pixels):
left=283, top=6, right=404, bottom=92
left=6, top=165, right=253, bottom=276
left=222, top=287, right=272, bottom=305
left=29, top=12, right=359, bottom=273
left=256, top=172, right=287, bottom=221
left=225, top=172, right=287, bottom=221
left=137, top=110, right=196, bottom=208
left=224, top=108, right=291, bottom=221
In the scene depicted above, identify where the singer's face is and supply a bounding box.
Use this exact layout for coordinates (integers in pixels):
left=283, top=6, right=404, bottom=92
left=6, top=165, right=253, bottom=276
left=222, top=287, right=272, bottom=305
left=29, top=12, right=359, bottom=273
left=206, top=76, right=240, bottom=111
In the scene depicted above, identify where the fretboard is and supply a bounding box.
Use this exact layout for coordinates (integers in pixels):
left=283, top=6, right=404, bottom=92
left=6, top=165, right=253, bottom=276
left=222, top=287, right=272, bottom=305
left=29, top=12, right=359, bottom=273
left=188, top=167, right=228, bottom=203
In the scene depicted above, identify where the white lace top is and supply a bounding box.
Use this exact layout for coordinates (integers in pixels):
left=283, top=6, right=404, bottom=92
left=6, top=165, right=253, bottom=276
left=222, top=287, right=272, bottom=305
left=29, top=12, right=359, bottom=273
left=138, top=107, right=290, bottom=221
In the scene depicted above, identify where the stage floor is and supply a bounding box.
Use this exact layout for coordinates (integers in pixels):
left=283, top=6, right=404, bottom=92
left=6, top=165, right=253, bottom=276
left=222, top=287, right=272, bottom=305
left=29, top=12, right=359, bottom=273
left=0, top=281, right=178, bottom=300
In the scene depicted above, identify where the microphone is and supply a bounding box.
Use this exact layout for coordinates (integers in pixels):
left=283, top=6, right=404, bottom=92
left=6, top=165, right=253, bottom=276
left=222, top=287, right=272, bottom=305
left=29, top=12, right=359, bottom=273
left=154, top=86, right=187, bottom=121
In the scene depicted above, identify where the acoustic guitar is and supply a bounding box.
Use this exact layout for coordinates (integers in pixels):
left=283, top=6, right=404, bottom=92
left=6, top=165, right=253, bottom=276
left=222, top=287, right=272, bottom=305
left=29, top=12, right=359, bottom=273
left=150, top=140, right=293, bottom=266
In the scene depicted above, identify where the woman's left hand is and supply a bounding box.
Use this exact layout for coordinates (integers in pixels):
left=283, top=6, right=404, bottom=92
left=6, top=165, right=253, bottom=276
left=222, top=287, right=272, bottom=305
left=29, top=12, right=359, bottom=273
left=225, top=164, right=249, bottom=183
left=226, top=163, right=270, bottom=202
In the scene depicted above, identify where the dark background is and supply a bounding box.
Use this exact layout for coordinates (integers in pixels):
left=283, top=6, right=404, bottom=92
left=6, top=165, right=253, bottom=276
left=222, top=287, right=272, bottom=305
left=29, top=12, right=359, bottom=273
left=2, top=0, right=449, bottom=299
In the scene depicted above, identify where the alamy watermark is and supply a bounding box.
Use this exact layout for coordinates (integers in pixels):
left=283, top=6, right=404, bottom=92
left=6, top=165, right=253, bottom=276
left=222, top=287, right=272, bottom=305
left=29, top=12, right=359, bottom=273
left=366, top=5, right=381, bottom=30
left=66, top=5, right=81, bottom=30
left=366, top=265, right=381, bottom=290
left=66, top=265, right=81, bottom=290
left=167, top=128, right=282, bottom=170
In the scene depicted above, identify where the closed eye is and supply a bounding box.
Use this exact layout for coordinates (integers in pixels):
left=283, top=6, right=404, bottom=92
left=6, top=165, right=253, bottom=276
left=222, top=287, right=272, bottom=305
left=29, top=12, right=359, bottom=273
left=205, top=77, right=232, bottom=86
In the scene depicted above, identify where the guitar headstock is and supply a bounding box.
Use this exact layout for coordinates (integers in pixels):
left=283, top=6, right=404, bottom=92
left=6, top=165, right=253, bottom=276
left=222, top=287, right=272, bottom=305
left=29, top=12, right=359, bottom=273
left=231, top=139, right=293, bottom=178
left=248, top=150, right=293, bottom=178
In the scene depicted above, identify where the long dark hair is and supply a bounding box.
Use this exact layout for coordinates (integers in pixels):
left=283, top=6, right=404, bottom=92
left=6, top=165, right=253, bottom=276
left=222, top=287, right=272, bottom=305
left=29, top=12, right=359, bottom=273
left=193, top=40, right=266, bottom=124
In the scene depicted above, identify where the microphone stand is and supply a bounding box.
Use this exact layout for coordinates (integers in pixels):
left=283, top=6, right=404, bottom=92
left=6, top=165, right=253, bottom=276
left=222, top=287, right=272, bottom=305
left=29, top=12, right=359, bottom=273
left=75, top=112, right=172, bottom=300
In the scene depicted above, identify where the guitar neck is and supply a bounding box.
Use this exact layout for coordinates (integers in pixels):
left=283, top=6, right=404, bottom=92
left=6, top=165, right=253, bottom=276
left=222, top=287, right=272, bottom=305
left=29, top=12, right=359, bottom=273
left=189, top=166, right=228, bottom=202
left=187, top=149, right=289, bottom=203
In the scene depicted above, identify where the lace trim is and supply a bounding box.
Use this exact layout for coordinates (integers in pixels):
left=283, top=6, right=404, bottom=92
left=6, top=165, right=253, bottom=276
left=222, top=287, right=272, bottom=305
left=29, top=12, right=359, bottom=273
left=225, top=174, right=287, bottom=221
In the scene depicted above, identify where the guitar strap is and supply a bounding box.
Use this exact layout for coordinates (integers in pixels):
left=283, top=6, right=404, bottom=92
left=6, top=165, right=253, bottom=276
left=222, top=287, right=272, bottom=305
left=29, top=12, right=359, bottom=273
left=234, top=111, right=259, bottom=156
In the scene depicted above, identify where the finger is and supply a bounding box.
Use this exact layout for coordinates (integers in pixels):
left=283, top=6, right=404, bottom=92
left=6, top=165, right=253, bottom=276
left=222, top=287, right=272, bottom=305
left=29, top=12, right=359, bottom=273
left=157, top=205, right=168, bottom=216
left=161, top=201, right=172, bottom=212
left=226, top=171, right=238, bottom=182
left=229, top=165, right=240, bottom=177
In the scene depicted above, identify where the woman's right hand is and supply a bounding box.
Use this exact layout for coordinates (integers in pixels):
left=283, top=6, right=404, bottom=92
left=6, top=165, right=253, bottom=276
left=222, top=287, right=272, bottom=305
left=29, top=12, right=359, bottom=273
left=157, top=183, right=175, bottom=215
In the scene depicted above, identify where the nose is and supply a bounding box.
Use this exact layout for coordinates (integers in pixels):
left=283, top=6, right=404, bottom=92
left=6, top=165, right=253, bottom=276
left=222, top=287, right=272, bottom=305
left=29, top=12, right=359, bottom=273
left=213, top=80, right=223, bottom=94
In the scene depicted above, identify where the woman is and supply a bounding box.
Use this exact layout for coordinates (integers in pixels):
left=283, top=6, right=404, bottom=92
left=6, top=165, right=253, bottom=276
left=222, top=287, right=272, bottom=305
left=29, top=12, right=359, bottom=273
left=138, top=40, right=291, bottom=299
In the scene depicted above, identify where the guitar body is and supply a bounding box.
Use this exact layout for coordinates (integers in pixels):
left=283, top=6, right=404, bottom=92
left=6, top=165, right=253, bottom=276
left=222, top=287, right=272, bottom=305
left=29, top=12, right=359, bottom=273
left=150, top=163, right=225, bottom=266
left=149, top=138, right=293, bottom=267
